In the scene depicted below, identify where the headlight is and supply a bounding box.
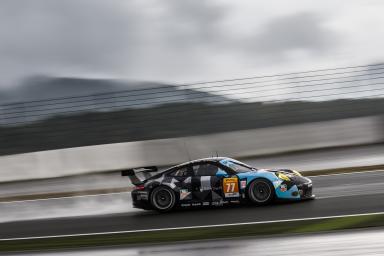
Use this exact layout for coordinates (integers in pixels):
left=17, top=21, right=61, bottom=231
left=277, top=172, right=290, bottom=181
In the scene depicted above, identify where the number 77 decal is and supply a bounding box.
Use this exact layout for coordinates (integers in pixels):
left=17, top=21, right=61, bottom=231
left=223, top=178, right=240, bottom=197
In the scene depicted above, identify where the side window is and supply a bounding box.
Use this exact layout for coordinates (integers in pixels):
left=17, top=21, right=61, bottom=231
left=169, top=166, right=191, bottom=177
left=227, top=161, right=253, bottom=173
left=192, top=163, right=219, bottom=176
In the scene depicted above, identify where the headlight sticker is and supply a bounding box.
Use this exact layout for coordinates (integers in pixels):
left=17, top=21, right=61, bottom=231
left=292, top=170, right=302, bottom=176
left=278, top=172, right=291, bottom=181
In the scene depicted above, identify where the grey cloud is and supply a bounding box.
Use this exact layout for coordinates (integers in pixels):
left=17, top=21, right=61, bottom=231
left=246, top=12, right=338, bottom=58
left=0, top=2, right=339, bottom=88
left=0, top=1, right=142, bottom=76
left=0, top=0, right=228, bottom=86
left=160, top=0, right=227, bottom=47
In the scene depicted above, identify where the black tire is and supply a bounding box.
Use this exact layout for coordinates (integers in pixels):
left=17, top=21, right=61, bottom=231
left=150, top=186, right=176, bottom=212
left=247, top=179, right=275, bottom=205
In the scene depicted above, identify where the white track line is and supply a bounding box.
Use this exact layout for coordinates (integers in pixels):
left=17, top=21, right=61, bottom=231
left=1, top=211, right=384, bottom=241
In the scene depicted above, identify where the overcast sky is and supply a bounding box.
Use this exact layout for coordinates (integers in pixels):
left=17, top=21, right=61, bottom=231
left=0, top=0, right=384, bottom=88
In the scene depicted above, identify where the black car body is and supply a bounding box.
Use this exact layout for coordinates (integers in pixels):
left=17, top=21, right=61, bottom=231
left=123, top=157, right=314, bottom=212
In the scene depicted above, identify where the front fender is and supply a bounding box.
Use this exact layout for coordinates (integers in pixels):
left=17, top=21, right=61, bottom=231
left=238, top=171, right=300, bottom=200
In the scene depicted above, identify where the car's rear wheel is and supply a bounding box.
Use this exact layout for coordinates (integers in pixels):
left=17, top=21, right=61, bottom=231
left=247, top=179, right=275, bottom=205
left=150, top=186, right=176, bottom=212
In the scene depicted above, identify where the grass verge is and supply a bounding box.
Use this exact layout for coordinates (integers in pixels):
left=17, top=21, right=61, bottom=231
left=1, top=213, right=384, bottom=252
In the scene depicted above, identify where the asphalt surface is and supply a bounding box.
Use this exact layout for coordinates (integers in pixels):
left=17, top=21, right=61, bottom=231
left=6, top=229, right=384, bottom=256
left=1, top=144, right=384, bottom=198
left=1, top=170, right=384, bottom=239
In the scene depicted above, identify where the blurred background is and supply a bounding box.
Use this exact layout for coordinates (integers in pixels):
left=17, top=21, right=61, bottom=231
left=1, top=0, right=384, bottom=255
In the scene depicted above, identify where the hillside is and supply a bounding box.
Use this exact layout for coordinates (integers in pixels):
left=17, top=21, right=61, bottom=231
left=0, top=98, right=383, bottom=155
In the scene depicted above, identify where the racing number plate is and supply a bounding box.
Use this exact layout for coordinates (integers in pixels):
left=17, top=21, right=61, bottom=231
left=223, top=177, right=240, bottom=198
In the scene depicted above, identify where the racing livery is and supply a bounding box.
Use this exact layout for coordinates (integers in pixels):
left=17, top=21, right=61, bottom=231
left=122, top=157, right=314, bottom=212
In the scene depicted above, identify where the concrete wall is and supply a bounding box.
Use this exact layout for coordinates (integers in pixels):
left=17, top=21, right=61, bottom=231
left=1, top=116, right=383, bottom=182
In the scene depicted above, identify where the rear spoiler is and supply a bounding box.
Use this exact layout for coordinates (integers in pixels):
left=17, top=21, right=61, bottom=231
left=121, top=166, right=158, bottom=185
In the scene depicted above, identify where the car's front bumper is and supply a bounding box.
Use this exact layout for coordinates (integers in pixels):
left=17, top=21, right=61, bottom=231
left=274, top=174, right=315, bottom=200
left=297, top=182, right=315, bottom=200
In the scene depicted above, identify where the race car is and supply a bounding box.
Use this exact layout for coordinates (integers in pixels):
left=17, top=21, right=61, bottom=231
left=122, top=157, right=314, bottom=212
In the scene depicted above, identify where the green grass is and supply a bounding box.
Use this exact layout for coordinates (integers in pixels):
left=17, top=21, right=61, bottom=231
left=1, top=213, right=384, bottom=252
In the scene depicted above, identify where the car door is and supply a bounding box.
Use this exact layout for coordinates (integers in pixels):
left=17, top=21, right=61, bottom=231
left=190, top=162, right=225, bottom=205
left=215, top=161, right=241, bottom=202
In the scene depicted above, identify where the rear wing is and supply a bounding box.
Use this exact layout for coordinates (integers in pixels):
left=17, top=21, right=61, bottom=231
left=121, top=166, right=158, bottom=185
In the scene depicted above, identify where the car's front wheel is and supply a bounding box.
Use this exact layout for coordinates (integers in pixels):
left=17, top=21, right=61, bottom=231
left=247, top=179, right=275, bottom=205
left=150, top=186, right=176, bottom=212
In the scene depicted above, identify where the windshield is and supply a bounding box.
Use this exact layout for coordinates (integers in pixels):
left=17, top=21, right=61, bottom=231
left=227, top=161, right=255, bottom=173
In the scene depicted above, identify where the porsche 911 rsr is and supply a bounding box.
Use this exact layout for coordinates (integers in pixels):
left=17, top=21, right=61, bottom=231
left=122, top=157, right=314, bottom=212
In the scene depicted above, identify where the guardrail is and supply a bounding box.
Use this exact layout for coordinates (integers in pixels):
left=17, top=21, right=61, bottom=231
left=0, top=116, right=383, bottom=182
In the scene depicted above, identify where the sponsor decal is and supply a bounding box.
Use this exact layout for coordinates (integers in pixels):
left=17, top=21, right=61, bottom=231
left=202, top=202, right=210, bottom=206
left=211, top=201, right=223, bottom=206
left=223, top=177, right=240, bottom=198
left=192, top=202, right=202, bottom=207
left=280, top=184, right=287, bottom=192
left=180, top=189, right=191, bottom=200
left=181, top=203, right=191, bottom=207
left=240, top=180, right=247, bottom=189
left=225, top=192, right=240, bottom=198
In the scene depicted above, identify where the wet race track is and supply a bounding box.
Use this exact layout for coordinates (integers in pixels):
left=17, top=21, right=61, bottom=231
left=1, top=170, right=384, bottom=239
